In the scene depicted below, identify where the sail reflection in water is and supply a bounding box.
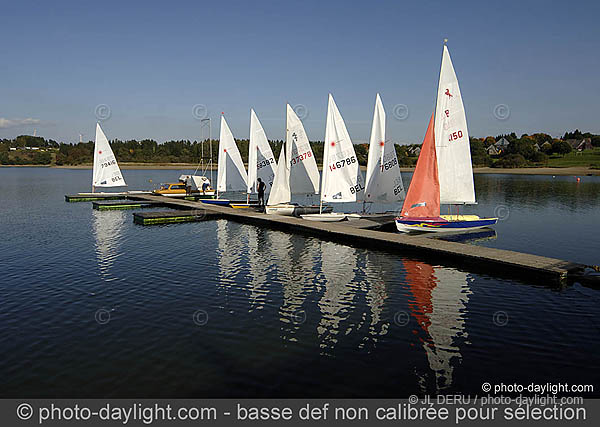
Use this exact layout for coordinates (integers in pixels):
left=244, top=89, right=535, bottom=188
left=213, top=219, right=471, bottom=392
left=92, top=210, right=127, bottom=279
left=404, top=260, right=471, bottom=392
left=267, top=230, right=320, bottom=343
left=360, top=251, right=393, bottom=346
left=246, top=226, right=271, bottom=311
left=317, top=241, right=358, bottom=354
left=215, top=220, right=248, bottom=299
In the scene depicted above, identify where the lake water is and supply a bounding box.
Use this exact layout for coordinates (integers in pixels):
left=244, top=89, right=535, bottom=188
left=0, top=168, right=599, bottom=398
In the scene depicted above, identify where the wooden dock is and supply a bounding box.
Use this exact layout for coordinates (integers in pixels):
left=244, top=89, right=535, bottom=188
left=126, top=194, right=585, bottom=283
left=92, top=200, right=166, bottom=210
left=66, top=192, right=593, bottom=283
left=65, top=192, right=211, bottom=203
left=65, top=193, right=129, bottom=202
left=133, top=210, right=223, bottom=225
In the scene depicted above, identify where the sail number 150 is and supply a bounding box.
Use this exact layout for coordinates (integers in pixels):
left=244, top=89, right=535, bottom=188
left=449, top=130, right=463, bottom=142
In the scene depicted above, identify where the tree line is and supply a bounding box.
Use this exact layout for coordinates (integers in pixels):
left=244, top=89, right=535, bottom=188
left=1, top=130, right=599, bottom=167
left=470, top=130, right=600, bottom=168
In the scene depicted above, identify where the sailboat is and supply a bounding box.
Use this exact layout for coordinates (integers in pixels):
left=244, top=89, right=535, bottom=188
left=230, top=109, right=276, bottom=209
left=201, top=114, right=248, bottom=206
left=302, top=94, right=364, bottom=222
left=266, top=104, right=330, bottom=216
left=91, top=123, right=127, bottom=192
left=395, top=43, right=497, bottom=232
left=364, top=94, right=405, bottom=206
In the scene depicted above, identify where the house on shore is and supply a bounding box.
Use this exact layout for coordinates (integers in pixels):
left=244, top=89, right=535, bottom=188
left=566, top=138, right=593, bottom=151
left=486, top=145, right=500, bottom=155
left=408, top=146, right=421, bottom=156
left=493, top=137, right=510, bottom=153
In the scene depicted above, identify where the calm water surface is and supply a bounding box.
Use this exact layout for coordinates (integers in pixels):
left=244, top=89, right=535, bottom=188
left=0, top=168, right=599, bottom=398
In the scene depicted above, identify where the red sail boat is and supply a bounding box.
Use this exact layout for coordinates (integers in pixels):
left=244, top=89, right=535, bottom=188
left=395, top=43, right=497, bottom=233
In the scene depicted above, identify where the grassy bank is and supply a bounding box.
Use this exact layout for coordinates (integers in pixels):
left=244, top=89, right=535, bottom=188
left=545, top=148, right=600, bottom=168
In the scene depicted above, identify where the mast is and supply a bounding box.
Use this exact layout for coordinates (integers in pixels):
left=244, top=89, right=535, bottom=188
left=208, top=118, right=212, bottom=186
left=284, top=102, right=288, bottom=204
left=439, top=38, right=449, bottom=211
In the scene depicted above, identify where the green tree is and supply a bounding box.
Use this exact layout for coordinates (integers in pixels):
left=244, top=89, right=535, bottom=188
left=507, top=139, right=535, bottom=160
left=470, top=138, right=491, bottom=166
left=354, top=144, right=368, bottom=166
left=493, top=154, right=527, bottom=168
left=552, top=140, right=572, bottom=156
left=563, top=129, right=583, bottom=140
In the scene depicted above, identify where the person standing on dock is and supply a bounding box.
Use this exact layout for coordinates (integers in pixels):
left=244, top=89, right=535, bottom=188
left=257, top=177, right=266, bottom=208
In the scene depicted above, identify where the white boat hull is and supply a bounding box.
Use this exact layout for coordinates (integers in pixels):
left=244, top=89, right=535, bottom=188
left=265, top=204, right=296, bottom=216
left=78, top=191, right=151, bottom=196
left=345, top=213, right=362, bottom=220
left=301, top=212, right=347, bottom=222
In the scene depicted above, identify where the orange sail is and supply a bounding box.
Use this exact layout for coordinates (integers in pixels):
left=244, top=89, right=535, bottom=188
left=400, top=113, right=440, bottom=218
left=404, top=259, right=437, bottom=334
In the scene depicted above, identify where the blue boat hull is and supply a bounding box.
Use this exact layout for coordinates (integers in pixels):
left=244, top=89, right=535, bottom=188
left=200, top=199, right=238, bottom=206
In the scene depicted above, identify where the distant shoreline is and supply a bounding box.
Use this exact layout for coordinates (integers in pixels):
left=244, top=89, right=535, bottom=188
left=1, top=164, right=598, bottom=176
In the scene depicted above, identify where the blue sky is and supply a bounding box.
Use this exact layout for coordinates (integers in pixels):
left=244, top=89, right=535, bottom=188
left=1, top=0, right=599, bottom=144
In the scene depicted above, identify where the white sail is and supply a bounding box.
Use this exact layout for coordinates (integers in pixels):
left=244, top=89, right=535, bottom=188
left=267, top=145, right=291, bottom=205
left=286, top=104, right=320, bottom=194
left=247, top=109, right=276, bottom=194
left=92, top=123, right=126, bottom=188
left=92, top=210, right=126, bottom=278
left=434, top=45, right=475, bottom=204
left=320, top=94, right=364, bottom=203
left=217, top=115, right=248, bottom=193
left=364, top=94, right=405, bottom=202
